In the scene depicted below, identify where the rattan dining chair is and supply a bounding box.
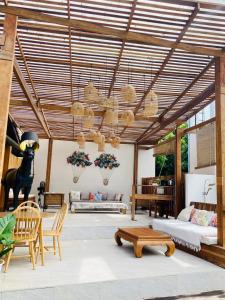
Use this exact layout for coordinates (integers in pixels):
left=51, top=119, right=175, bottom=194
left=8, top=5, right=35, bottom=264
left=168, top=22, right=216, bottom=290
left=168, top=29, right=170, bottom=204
left=17, top=200, right=41, bottom=211
left=4, top=206, right=41, bottom=272
left=36, top=203, right=68, bottom=261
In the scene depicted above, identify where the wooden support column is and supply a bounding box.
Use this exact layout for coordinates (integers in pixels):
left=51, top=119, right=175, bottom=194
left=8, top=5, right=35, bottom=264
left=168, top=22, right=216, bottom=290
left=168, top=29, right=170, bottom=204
left=45, top=138, right=53, bottom=192
left=215, top=57, right=225, bottom=247
left=133, top=143, right=138, bottom=193
left=0, top=14, right=17, bottom=195
left=175, top=127, right=182, bottom=217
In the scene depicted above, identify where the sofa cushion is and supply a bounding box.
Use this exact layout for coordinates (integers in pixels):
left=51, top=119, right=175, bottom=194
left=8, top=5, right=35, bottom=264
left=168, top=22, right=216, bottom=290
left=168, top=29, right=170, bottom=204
left=70, top=191, right=81, bottom=201
left=107, top=194, right=115, bottom=201
left=209, top=213, right=217, bottom=227
left=191, top=209, right=214, bottom=226
left=81, top=192, right=89, bottom=200
left=95, top=193, right=102, bottom=201
left=89, top=192, right=95, bottom=201
left=177, top=205, right=194, bottom=222
left=100, top=192, right=108, bottom=201
left=115, top=193, right=123, bottom=201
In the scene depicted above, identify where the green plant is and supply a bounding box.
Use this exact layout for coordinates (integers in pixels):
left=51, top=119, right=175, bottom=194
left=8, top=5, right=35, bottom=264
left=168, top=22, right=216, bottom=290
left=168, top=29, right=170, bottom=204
left=155, top=124, right=188, bottom=176
left=0, top=214, right=16, bottom=259
left=94, top=153, right=120, bottom=169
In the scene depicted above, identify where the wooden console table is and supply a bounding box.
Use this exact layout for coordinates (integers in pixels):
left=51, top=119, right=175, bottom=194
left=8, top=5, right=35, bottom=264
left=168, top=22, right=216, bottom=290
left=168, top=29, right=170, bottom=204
left=115, top=227, right=175, bottom=258
left=130, top=193, right=174, bottom=221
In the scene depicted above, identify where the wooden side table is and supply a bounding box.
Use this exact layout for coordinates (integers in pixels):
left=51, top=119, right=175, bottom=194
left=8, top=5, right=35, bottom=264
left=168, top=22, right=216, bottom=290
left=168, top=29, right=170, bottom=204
left=43, top=193, right=64, bottom=211
left=115, top=227, right=175, bottom=258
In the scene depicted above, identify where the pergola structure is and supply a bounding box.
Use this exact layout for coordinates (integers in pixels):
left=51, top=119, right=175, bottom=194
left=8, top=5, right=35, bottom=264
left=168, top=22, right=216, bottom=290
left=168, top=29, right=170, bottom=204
left=0, top=0, right=225, bottom=266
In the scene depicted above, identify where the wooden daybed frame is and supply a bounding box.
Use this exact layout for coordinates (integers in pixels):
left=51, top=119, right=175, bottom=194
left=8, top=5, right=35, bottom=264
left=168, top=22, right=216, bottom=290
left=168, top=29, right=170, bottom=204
left=175, top=202, right=225, bottom=269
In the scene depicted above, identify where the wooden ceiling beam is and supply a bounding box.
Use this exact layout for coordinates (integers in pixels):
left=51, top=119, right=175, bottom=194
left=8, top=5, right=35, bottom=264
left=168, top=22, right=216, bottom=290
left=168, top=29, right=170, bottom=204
left=138, top=82, right=215, bottom=144
left=121, top=4, right=200, bottom=139
left=13, top=59, right=51, bottom=137
left=136, top=58, right=214, bottom=143
left=0, top=5, right=224, bottom=57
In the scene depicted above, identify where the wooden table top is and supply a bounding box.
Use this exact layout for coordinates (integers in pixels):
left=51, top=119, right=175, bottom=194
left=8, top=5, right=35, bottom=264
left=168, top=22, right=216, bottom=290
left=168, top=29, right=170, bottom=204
left=0, top=211, right=55, bottom=219
left=118, top=227, right=171, bottom=240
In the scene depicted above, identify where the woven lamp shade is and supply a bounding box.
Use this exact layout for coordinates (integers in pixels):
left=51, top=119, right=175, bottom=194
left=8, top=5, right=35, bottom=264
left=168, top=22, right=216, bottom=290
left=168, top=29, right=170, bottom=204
left=143, top=90, right=158, bottom=117
left=84, top=81, right=100, bottom=102
left=71, top=102, right=84, bottom=116
left=111, top=136, right=120, bottom=149
left=94, top=131, right=102, bottom=144
left=121, top=110, right=135, bottom=126
left=84, top=108, right=94, bottom=128
left=88, top=130, right=97, bottom=141
left=121, top=84, right=136, bottom=102
left=98, top=135, right=105, bottom=152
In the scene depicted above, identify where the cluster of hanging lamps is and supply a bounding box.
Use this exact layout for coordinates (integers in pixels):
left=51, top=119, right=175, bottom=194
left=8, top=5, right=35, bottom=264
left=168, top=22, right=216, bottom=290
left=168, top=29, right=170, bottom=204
left=111, top=136, right=121, bottom=149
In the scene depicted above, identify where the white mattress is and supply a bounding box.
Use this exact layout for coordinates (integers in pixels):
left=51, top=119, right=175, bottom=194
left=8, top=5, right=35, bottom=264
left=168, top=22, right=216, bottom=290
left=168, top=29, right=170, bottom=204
left=152, top=219, right=217, bottom=251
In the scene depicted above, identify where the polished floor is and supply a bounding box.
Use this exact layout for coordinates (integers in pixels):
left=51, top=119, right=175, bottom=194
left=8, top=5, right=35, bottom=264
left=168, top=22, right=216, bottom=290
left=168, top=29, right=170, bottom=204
left=0, top=211, right=225, bottom=300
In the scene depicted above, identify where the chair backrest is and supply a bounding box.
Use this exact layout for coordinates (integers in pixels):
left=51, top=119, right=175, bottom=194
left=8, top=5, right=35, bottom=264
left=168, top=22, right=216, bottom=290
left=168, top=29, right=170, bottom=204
left=13, top=206, right=41, bottom=241
left=17, top=201, right=40, bottom=211
left=51, top=203, right=68, bottom=234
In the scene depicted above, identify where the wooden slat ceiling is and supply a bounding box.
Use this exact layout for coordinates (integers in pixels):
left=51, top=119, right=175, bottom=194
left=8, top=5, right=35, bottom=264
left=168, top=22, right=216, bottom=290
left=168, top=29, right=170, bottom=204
left=0, top=0, right=224, bottom=144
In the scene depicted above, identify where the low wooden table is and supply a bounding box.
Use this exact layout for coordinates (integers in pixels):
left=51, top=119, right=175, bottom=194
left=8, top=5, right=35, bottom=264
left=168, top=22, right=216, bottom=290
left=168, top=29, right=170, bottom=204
left=115, top=227, right=175, bottom=258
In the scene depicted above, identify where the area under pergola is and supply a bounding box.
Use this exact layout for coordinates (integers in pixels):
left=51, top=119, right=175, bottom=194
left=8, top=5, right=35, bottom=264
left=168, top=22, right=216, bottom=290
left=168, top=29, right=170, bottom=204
left=0, top=0, right=222, bottom=144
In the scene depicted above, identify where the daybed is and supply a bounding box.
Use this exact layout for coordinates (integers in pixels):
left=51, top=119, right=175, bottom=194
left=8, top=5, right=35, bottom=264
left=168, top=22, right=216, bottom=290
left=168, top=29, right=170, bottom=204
left=152, top=201, right=217, bottom=252
left=69, top=191, right=128, bottom=213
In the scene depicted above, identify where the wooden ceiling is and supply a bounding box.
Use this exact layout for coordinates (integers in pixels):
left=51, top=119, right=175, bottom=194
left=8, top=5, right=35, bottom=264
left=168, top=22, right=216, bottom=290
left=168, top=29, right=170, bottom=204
left=0, top=0, right=224, bottom=144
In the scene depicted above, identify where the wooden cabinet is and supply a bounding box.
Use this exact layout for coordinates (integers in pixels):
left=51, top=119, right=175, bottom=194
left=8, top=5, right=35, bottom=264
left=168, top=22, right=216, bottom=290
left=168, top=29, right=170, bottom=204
left=43, top=193, right=64, bottom=211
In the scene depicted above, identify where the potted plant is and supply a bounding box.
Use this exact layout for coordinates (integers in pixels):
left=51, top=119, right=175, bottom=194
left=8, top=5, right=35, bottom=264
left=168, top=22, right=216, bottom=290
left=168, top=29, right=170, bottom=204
left=67, top=151, right=92, bottom=183
left=0, top=214, right=16, bottom=272
left=94, top=153, right=120, bottom=185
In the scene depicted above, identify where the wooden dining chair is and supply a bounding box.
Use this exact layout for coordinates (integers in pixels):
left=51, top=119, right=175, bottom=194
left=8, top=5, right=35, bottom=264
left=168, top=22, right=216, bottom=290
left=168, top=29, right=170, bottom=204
left=4, top=206, right=41, bottom=272
left=36, top=203, right=68, bottom=261
left=17, top=200, right=40, bottom=211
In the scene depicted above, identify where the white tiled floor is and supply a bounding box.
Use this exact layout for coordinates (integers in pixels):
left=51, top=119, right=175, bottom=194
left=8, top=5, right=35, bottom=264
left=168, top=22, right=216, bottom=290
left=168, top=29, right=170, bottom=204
left=0, top=212, right=225, bottom=300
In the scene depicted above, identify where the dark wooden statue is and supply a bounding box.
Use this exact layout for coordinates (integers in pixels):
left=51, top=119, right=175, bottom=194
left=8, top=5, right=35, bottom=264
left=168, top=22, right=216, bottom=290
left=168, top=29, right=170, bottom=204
left=2, top=146, right=35, bottom=210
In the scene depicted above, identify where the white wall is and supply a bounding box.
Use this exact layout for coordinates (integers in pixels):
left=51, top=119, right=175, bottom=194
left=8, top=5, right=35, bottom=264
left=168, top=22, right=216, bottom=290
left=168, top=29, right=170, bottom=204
left=138, top=148, right=155, bottom=190
left=32, top=140, right=135, bottom=204
left=185, top=173, right=216, bottom=206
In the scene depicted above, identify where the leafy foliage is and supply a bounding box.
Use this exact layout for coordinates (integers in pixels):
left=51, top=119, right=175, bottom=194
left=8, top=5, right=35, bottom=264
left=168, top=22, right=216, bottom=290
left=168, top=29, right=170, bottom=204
left=94, top=153, right=120, bottom=169
left=0, top=214, right=16, bottom=259
left=155, top=124, right=188, bottom=176
left=67, top=151, right=92, bottom=167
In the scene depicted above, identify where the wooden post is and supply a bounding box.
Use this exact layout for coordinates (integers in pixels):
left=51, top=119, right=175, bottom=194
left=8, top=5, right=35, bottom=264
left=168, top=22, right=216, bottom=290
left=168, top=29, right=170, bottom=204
left=175, top=127, right=182, bottom=217
left=215, top=57, right=225, bottom=247
left=133, top=143, right=138, bottom=193
left=0, top=145, right=10, bottom=211
left=0, top=15, right=17, bottom=197
left=45, top=138, right=53, bottom=192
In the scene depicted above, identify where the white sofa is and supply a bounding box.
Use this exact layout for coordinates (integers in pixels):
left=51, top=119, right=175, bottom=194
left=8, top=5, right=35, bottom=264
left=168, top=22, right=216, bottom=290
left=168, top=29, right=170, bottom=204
left=69, top=191, right=128, bottom=213
left=152, top=218, right=217, bottom=252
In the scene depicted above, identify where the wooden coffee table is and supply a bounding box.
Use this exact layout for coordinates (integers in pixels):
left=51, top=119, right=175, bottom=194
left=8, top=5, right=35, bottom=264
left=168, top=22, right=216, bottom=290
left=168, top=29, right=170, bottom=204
left=115, top=227, right=175, bottom=258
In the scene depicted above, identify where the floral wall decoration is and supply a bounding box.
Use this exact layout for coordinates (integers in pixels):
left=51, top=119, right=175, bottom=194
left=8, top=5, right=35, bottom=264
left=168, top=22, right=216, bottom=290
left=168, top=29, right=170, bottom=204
left=94, top=153, right=120, bottom=185
left=67, top=151, right=92, bottom=183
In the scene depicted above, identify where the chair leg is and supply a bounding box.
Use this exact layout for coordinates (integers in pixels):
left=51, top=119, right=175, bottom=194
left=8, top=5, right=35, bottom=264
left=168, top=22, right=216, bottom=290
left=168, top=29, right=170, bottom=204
left=4, top=248, right=13, bottom=273
left=35, top=244, right=40, bottom=264
left=30, top=242, right=35, bottom=270
left=57, top=236, right=62, bottom=260
left=53, top=237, right=56, bottom=255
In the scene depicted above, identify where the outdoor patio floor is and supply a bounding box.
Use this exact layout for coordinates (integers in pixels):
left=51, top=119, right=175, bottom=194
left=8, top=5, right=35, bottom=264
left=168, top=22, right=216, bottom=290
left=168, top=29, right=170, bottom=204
left=0, top=212, right=225, bottom=300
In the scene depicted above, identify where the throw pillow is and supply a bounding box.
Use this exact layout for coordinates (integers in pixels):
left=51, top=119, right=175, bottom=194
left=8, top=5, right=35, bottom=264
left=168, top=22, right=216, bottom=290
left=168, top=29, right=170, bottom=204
left=177, top=205, right=194, bottom=222
left=191, top=209, right=214, bottom=226
left=209, top=213, right=217, bottom=227
left=101, top=192, right=108, bottom=201
left=115, top=193, right=122, bottom=201
left=70, top=191, right=81, bottom=201
left=95, top=193, right=102, bottom=201
left=89, top=192, right=95, bottom=201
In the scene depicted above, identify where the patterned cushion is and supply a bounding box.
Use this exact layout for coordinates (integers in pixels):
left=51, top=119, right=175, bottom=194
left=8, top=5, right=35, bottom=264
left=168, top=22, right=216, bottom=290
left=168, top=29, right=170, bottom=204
left=177, top=205, right=194, bottom=222
left=95, top=193, right=102, bottom=201
left=70, top=191, right=81, bottom=201
left=80, top=192, right=89, bottom=200
left=89, top=192, right=95, bottom=201
left=101, top=192, right=108, bottom=201
left=191, top=209, right=214, bottom=226
left=209, top=213, right=217, bottom=227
